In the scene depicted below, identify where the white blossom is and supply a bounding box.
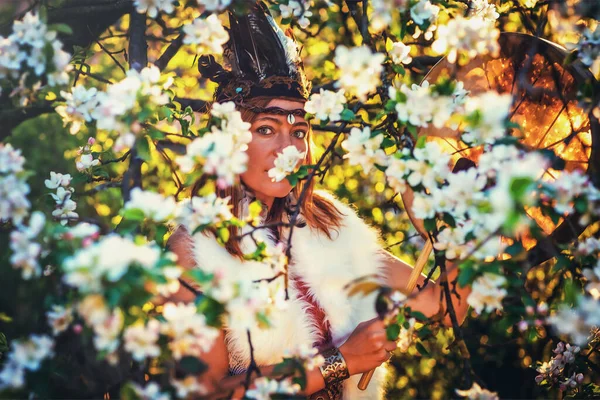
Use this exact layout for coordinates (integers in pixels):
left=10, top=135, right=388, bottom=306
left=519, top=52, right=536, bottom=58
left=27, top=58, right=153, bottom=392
left=341, top=126, right=387, bottom=174
left=410, top=0, right=440, bottom=26
left=44, top=171, right=72, bottom=189
left=46, top=305, right=74, bottom=335
left=93, top=309, right=124, bottom=354
left=130, top=382, right=170, bottom=400
left=125, top=188, right=177, bottom=222
left=304, top=89, right=347, bottom=122
left=196, top=0, right=232, bottom=12
left=583, top=261, right=600, bottom=300
left=0, top=12, right=72, bottom=105
left=280, top=1, right=312, bottom=29
left=576, top=25, right=600, bottom=67
left=467, top=273, right=507, bottom=314
left=160, top=302, right=220, bottom=360
left=334, top=45, right=385, bottom=101
left=396, top=318, right=416, bottom=352
left=385, top=157, right=409, bottom=194
left=455, top=383, right=499, bottom=400
left=268, top=145, right=306, bottom=182
left=183, top=14, right=229, bottom=55
left=370, top=0, right=399, bottom=32
left=55, top=86, right=100, bottom=135
left=175, top=193, right=234, bottom=234
left=0, top=142, right=25, bottom=174
left=124, top=320, right=161, bottom=361
left=470, top=0, right=500, bottom=21
left=246, top=377, right=301, bottom=400
left=393, top=81, right=465, bottom=129
left=0, top=335, right=54, bottom=390
left=548, top=296, right=600, bottom=346
left=432, top=15, right=500, bottom=64
left=0, top=143, right=30, bottom=225
left=89, top=66, right=171, bottom=148
left=461, top=91, right=513, bottom=145
left=77, top=294, right=110, bottom=327
left=64, top=222, right=100, bottom=241
left=389, top=41, right=413, bottom=65
left=63, top=235, right=163, bottom=292
left=76, top=153, right=100, bottom=171
left=550, top=169, right=589, bottom=214
left=134, top=0, right=176, bottom=18
left=170, top=375, right=207, bottom=399
left=9, top=211, right=45, bottom=279
left=283, top=344, right=325, bottom=371
left=177, top=102, right=252, bottom=187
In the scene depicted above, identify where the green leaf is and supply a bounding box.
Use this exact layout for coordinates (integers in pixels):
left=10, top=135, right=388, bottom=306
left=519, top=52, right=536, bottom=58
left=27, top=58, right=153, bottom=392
left=179, top=356, right=208, bottom=374
left=340, top=109, right=356, bottom=121
left=575, top=197, right=588, bottom=213
left=136, top=136, right=152, bottom=162
left=423, top=218, right=435, bottom=232
left=186, top=269, right=214, bottom=285
left=442, top=213, right=456, bottom=228
left=457, top=265, right=476, bottom=287
left=392, top=64, right=406, bottom=75
left=286, top=174, right=299, bottom=187
left=217, top=227, right=230, bottom=243
left=0, top=313, right=13, bottom=323
left=122, top=208, right=146, bottom=221
left=381, top=136, right=396, bottom=149
left=410, top=311, right=427, bottom=321
left=509, top=177, right=533, bottom=201
left=48, top=23, right=73, bottom=35
left=386, top=324, right=401, bottom=341
left=415, top=341, right=430, bottom=357
left=155, top=224, right=168, bottom=246
left=406, top=124, right=418, bottom=139
left=505, top=242, right=524, bottom=257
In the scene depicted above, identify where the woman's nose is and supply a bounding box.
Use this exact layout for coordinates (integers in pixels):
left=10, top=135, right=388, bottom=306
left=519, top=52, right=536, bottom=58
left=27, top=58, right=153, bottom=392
left=274, top=131, right=294, bottom=153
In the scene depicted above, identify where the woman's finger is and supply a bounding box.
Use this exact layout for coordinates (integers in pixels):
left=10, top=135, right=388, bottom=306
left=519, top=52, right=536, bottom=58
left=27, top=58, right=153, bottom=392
left=384, top=340, right=397, bottom=352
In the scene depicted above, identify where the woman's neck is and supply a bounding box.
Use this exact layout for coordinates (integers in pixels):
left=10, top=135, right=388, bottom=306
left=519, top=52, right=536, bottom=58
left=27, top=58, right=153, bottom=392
left=254, top=192, right=274, bottom=212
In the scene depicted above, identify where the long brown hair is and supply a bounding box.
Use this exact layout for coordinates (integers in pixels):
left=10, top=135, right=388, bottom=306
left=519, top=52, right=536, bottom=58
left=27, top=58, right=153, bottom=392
left=192, top=96, right=344, bottom=258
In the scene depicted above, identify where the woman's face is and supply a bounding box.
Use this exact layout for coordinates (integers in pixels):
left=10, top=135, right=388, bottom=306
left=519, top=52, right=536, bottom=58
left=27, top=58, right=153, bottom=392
left=241, top=98, right=309, bottom=203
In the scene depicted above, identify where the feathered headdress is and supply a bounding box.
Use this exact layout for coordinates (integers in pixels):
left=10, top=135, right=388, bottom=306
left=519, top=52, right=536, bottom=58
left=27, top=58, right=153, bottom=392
left=199, top=1, right=311, bottom=108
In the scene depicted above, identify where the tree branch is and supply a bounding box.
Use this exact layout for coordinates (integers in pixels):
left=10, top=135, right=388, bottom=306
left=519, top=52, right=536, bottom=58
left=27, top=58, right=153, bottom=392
left=155, top=33, right=184, bottom=71
left=121, top=9, right=147, bottom=203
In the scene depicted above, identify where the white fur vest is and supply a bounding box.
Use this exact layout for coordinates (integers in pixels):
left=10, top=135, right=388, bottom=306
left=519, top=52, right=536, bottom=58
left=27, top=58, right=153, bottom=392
left=189, top=190, right=388, bottom=399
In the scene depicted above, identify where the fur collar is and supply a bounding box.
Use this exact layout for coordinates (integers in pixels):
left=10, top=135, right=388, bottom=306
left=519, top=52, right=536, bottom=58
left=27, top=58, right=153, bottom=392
left=189, top=190, right=388, bottom=399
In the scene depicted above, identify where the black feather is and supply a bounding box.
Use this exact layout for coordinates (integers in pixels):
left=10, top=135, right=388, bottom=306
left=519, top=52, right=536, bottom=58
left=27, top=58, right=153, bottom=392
left=226, top=1, right=295, bottom=81
left=198, top=55, right=231, bottom=84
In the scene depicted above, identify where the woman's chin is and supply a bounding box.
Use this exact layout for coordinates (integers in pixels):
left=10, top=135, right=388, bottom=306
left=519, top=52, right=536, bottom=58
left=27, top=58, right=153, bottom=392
left=262, top=180, right=293, bottom=199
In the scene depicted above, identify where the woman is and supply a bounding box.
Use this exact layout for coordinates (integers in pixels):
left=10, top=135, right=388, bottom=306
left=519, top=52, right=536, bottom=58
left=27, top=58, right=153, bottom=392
left=166, top=3, right=470, bottom=399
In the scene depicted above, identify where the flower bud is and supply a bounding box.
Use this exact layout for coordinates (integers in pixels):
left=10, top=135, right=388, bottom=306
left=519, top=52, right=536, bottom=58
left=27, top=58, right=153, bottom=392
left=537, top=302, right=548, bottom=314
left=518, top=320, right=528, bottom=332
left=526, top=305, right=535, bottom=315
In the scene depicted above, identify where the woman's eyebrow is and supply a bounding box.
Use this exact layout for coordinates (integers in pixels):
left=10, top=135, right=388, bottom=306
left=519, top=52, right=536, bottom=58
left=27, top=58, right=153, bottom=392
left=254, top=116, right=282, bottom=125
left=294, top=121, right=309, bottom=128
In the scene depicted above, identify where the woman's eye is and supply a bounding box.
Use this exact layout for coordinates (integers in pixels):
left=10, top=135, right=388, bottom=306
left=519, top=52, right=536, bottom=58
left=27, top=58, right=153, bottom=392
left=257, top=126, right=274, bottom=135
left=293, top=130, right=307, bottom=139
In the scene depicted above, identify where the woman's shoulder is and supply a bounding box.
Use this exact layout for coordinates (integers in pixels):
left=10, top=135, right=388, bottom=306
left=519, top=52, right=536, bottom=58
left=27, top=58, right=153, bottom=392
left=166, top=225, right=196, bottom=269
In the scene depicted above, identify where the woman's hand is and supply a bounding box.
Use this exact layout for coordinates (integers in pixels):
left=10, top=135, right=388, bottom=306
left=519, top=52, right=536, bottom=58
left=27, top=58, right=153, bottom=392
left=338, top=317, right=397, bottom=375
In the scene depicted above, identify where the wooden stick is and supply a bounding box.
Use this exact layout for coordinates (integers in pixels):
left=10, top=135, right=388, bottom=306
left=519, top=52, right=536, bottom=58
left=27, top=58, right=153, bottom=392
left=357, top=239, right=434, bottom=391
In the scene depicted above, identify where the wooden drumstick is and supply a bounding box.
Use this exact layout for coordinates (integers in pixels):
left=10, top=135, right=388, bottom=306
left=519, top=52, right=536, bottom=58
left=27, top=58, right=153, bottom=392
left=357, top=239, right=434, bottom=391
